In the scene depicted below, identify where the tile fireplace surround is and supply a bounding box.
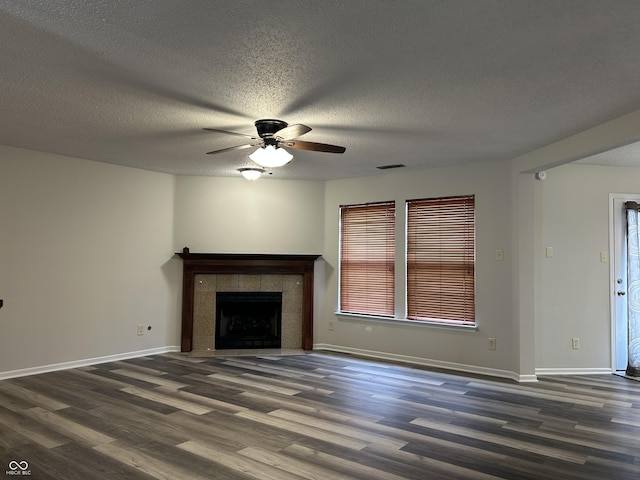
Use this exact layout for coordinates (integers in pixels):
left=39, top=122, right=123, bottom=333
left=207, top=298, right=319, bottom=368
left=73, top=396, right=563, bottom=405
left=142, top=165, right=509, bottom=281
left=176, top=253, right=320, bottom=352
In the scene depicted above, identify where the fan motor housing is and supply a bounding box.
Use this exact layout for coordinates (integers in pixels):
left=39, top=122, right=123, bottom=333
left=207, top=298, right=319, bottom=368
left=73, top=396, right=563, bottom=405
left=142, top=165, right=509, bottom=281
left=255, top=119, right=288, bottom=139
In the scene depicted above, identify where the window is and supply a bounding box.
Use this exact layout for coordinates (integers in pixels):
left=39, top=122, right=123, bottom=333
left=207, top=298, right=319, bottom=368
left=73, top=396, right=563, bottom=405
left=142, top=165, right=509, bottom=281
left=339, top=201, right=395, bottom=316
left=406, top=195, right=475, bottom=324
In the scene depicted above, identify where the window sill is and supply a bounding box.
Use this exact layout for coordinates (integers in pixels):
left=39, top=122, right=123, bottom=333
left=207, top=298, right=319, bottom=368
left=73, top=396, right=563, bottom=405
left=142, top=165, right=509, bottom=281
left=334, top=312, right=478, bottom=331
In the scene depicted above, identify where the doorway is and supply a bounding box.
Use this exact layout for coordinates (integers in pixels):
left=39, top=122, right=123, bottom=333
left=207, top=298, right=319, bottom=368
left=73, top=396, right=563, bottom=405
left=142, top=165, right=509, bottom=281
left=610, top=194, right=640, bottom=372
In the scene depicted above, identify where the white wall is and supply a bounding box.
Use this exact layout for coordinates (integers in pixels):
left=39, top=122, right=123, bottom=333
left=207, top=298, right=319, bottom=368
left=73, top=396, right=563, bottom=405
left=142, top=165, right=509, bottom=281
left=319, top=160, right=516, bottom=377
left=0, top=146, right=180, bottom=375
left=536, top=163, right=640, bottom=371
left=173, top=175, right=327, bottom=349
left=173, top=176, right=325, bottom=254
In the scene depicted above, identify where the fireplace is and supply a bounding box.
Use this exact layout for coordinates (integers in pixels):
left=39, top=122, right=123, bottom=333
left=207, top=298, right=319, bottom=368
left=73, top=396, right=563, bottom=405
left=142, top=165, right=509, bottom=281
left=215, top=292, right=282, bottom=349
left=176, top=253, right=321, bottom=352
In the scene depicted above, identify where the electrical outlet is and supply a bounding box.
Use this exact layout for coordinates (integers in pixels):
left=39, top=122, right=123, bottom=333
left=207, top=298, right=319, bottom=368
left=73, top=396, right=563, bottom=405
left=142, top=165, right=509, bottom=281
left=328, top=320, right=335, bottom=331
left=600, top=251, right=608, bottom=263
left=572, top=337, right=580, bottom=349
left=488, top=338, right=496, bottom=350
left=137, top=325, right=145, bottom=336
left=496, top=249, right=504, bottom=261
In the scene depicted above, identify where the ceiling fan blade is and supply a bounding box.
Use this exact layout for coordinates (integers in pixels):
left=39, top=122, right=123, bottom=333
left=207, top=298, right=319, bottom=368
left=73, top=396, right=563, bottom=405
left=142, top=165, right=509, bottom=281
left=273, top=124, right=312, bottom=140
left=282, top=140, right=346, bottom=154
left=203, top=128, right=258, bottom=140
left=206, top=143, right=261, bottom=155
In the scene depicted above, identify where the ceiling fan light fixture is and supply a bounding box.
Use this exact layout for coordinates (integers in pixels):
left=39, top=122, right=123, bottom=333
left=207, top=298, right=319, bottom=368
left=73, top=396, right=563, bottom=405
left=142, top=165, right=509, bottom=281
left=249, top=145, right=293, bottom=168
left=238, top=167, right=264, bottom=181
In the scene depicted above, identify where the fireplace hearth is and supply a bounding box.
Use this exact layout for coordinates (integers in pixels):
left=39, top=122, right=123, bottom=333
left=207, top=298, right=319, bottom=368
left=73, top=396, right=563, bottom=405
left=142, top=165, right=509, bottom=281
left=215, top=292, right=282, bottom=349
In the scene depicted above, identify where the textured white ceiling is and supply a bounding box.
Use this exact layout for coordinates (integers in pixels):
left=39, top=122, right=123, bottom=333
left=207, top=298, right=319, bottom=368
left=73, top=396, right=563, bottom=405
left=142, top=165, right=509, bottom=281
left=2, top=1, right=640, bottom=180
left=576, top=141, right=640, bottom=168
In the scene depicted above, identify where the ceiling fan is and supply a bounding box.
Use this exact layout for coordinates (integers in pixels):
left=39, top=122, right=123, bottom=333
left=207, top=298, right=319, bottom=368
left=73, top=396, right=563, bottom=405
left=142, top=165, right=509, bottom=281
left=204, top=119, right=346, bottom=159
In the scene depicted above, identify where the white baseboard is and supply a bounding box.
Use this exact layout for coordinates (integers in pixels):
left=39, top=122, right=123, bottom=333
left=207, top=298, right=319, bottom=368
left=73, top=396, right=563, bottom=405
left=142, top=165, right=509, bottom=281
left=0, top=346, right=181, bottom=380
left=535, top=367, right=613, bottom=376
left=313, top=343, right=538, bottom=383
left=11, top=345, right=601, bottom=383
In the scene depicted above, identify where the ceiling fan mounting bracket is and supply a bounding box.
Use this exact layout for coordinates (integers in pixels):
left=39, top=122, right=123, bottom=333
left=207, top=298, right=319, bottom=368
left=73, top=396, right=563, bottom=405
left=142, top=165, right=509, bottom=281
left=255, top=119, right=288, bottom=139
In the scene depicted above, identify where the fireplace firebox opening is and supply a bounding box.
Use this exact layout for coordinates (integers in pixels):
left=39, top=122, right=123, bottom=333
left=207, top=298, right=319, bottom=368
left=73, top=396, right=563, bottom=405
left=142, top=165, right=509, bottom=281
left=215, top=292, right=282, bottom=349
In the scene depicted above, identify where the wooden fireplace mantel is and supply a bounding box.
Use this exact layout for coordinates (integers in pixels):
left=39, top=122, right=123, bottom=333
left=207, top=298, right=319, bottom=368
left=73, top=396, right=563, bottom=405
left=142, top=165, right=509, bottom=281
left=176, top=253, right=321, bottom=352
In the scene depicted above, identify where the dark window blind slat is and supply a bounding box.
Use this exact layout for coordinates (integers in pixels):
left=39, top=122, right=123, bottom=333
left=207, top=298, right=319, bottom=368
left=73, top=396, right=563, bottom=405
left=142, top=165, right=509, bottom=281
left=340, top=201, right=395, bottom=316
left=407, top=195, right=475, bottom=323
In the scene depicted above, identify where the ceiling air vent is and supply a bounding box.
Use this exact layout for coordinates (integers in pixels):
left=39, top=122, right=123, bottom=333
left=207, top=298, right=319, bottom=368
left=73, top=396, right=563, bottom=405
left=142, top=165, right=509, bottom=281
left=376, top=164, right=406, bottom=170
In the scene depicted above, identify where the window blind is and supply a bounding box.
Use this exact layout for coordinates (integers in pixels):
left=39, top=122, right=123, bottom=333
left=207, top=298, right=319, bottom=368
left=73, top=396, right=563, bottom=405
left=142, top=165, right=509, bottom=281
left=340, top=201, right=395, bottom=316
left=406, top=195, right=475, bottom=324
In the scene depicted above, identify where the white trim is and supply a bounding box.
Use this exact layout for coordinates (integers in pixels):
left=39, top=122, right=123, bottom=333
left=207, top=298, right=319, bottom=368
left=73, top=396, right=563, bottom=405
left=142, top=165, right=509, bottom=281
left=334, top=312, right=479, bottom=331
left=535, top=367, right=613, bottom=376
left=609, top=193, right=617, bottom=372
left=0, top=346, right=181, bottom=380
left=313, top=343, right=536, bottom=383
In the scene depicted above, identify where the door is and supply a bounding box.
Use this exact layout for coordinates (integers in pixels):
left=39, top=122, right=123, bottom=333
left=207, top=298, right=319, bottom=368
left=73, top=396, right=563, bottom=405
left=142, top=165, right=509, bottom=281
left=611, top=194, right=640, bottom=371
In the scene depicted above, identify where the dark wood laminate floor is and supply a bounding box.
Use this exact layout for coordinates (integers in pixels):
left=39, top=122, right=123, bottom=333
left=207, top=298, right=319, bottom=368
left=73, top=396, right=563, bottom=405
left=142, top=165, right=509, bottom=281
left=1, top=352, right=639, bottom=479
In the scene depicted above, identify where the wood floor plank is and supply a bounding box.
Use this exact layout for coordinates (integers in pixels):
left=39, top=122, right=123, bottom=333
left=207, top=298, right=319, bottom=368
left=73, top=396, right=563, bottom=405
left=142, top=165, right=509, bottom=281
left=343, top=364, right=448, bottom=387
left=501, top=420, right=640, bottom=457
left=207, top=372, right=302, bottom=395
left=235, top=371, right=334, bottom=395
left=7, top=443, right=140, bottom=480
left=221, top=358, right=328, bottom=379
left=466, top=380, right=607, bottom=408
left=410, top=416, right=589, bottom=464
left=0, top=407, right=70, bottom=449
left=0, top=381, right=69, bottom=411
left=243, top=444, right=412, bottom=480
left=0, top=388, right=39, bottom=412
left=93, top=441, right=217, bottom=480
left=343, top=409, right=512, bottom=466
left=111, top=368, right=189, bottom=389
left=289, top=441, right=491, bottom=480
left=156, top=386, right=250, bottom=413
left=371, top=391, right=524, bottom=426
left=167, top=408, right=296, bottom=452
left=363, top=442, right=506, bottom=480
left=575, top=421, right=640, bottom=444
left=240, top=387, right=386, bottom=422
left=178, top=440, right=307, bottom=480
left=119, top=386, right=212, bottom=415
left=23, top=407, right=114, bottom=446
left=235, top=408, right=370, bottom=450
left=239, top=445, right=357, bottom=480
left=268, top=408, right=408, bottom=449
left=50, top=442, right=158, bottom=480
left=64, top=367, right=131, bottom=389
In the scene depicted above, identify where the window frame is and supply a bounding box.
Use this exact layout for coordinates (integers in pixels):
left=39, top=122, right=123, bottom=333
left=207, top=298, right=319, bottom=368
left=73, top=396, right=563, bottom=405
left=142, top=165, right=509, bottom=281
left=338, top=200, right=396, bottom=317
left=405, top=195, right=476, bottom=326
